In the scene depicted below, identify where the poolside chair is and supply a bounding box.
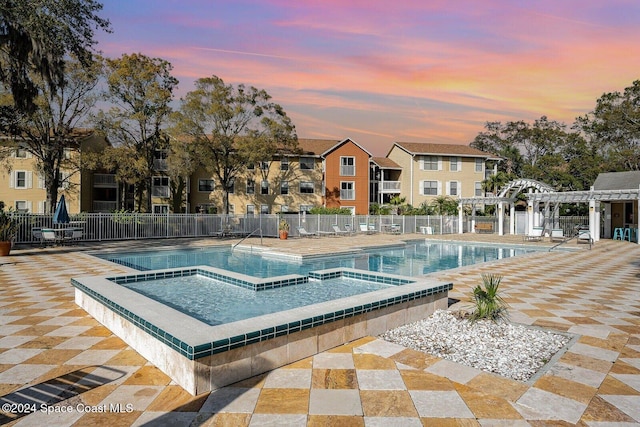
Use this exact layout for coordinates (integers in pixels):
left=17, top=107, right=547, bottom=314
left=332, top=225, right=349, bottom=236
left=550, top=228, right=565, bottom=242
left=359, top=223, right=377, bottom=234
left=41, top=229, right=59, bottom=246
left=296, top=226, right=318, bottom=238
left=524, top=226, right=543, bottom=242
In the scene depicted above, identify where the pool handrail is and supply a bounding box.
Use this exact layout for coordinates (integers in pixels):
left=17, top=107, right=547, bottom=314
left=232, top=228, right=262, bottom=250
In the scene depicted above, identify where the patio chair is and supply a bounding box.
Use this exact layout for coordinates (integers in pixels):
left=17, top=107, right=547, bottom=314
left=332, top=225, right=349, bottom=236
left=41, top=229, right=59, bottom=246
left=63, top=228, right=83, bottom=245
left=524, top=226, right=543, bottom=242
left=359, top=223, right=377, bottom=234
left=550, top=228, right=565, bottom=242
left=296, top=226, right=318, bottom=238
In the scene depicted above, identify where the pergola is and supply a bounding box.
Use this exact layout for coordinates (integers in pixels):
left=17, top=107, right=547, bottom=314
left=456, top=180, right=640, bottom=244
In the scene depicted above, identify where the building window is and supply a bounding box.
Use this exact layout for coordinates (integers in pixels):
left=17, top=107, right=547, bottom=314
left=448, top=181, right=459, bottom=196
left=227, top=204, right=235, bottom=214
left=247, top=163, right=255, bottom=170
left=15, top=148, right=27, bottom=158
left=15, top=171, right=27, bottom=188
left=15, top=200, right=29, bottom=213
left=226, top=178, right=235, bottom=194
left=299, top=157, right=314, bottom=170
left=260, top=180, right=269, bottom=195
left=280, top=157, right=289, bottom=171
left=299, top=181, right=314, bottom=194
left=450, top=157, right=459, bottom=172
left=299, top=204, right=312, bottom=213
left=475, top=158, right=483, bottom=172
left=153, top=149, right=168, bottom=171
left=340, top=157, right=355, bottom=176
left=260, top=204, right=270, bottom=214
left=423, top=180, right=438, bottom=195
left=475, top=182, right=483, bottom=196
left=340, top=181, right=355, bottom=200
left=198, top=179, right=215, bottom=192
left=246, top=180, right=255, bottom=194
left=422, top=156, right=438, bottom=170
left=280, top=205, right=289, bottom=213
left=153, top=204, right=169, bottom=214
left=152, top=176, right=170, bottom=197
left=246, top=205, right=255, bottom=215
left=260, top=161, right=269, bottom=170
left=280, top=180, right=289, bottom=195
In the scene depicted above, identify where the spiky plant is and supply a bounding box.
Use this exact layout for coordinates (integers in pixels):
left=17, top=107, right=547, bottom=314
left=469, top=273, right=509, bottom=322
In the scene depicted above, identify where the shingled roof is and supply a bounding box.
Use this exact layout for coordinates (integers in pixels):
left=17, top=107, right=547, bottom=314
left=371, top=157, right=401, bottom=169
left=593, top=171, right=640, bottom=191
left=391, top=141, right=495, bottom=158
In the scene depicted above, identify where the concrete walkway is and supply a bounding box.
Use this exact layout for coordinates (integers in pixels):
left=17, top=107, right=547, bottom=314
left=0, top=233, right=638, bottom=426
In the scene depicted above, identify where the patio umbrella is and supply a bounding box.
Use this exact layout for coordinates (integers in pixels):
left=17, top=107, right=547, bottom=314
left=53, top=195, right=70, bottom=225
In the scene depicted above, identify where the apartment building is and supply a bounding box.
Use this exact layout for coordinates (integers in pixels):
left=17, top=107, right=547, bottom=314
left=187, top=138, right=372, bottom=215
left=1, top=132, right=112, bottom=214
left=385, top=142, right=497, bottom=206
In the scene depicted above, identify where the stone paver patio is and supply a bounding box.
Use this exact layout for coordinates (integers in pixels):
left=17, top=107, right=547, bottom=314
left=0, top=233, right=638, bottom=426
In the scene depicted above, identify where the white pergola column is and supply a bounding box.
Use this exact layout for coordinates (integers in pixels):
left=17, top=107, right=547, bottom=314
left=589, top=198, right=597, bottom=242
left=527, top=199, right=534, bottom=236
left=458, top=202, right=464, bottom=234
left=497, top=202, right=504, bottom=236
left=637, top=193, right=640, bottom=244
left=510, top=203, right=515, bottom=235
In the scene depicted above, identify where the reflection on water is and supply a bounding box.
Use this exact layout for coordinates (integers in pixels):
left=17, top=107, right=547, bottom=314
left=100, top=242, right=536, bottom=278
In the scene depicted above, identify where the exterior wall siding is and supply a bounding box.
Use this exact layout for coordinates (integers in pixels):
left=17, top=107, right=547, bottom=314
left=324, top=141, right=370, bottom=214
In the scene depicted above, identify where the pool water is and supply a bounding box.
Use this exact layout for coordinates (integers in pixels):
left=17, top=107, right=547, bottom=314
left=121, top=275, right=392, bottom=325
left=100, top=241, right=536, bottom=278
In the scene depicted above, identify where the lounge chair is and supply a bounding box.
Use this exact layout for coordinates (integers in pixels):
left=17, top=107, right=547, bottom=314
left=550, top=228, right=564, bottom=242
left=577, top=229, right=593, bottom=244
left=332, top=225, right=349, bottom=236
left=359, top=223, right=377, bottom=234
left=296, top=226, right=318, bottom=238
left=524, top=226, right=543, bottom=242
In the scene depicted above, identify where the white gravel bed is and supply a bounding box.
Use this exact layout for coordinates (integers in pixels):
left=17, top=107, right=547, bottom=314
left=381, top=310, right=572, bottom=381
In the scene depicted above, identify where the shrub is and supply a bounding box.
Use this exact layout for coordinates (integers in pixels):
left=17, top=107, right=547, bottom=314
left=469, top=273, right=508, bottom=322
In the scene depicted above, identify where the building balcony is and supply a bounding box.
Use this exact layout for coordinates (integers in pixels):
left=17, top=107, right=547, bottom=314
left=93, top=174, right=117, bottom=188
left=380, top=181, right=401, bottom=193
left=93, top=200, right=118, bottom=212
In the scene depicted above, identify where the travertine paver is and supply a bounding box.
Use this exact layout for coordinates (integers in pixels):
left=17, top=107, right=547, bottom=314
left=0, top=234, right=638, bottom=425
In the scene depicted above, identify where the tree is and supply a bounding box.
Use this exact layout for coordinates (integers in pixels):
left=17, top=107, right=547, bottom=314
left=94, top=53, right=178, bottom=212
left=481, top=171, right=510, bottom=196
left=165, top=134, right=200, bottom=213
left=0, top=0, right=110, bottom=114
left=173, top=75, right=297, bottom=214
left=470, top=121, right=525, bottom=176
left=430, top=196, right=458, bottom=215
left=576, top=80, right=640, bottom=171
left=0, top=57, right=102, bottom=212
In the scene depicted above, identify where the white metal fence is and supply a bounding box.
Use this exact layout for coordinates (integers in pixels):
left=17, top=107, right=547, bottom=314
left=9, top=212, right=589, bottom=245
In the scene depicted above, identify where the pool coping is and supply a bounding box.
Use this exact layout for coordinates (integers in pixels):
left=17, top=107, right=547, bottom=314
left=72, top=266, right=452, bottom=361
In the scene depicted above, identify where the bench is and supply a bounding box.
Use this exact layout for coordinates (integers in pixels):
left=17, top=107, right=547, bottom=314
left=474, top=223, right=493, bottom=233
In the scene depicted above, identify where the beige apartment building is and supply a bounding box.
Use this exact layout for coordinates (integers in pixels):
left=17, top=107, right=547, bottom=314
left=385, top=142, right=497, bottom=207
left=1, top=132, right=111, bottom=214
left=3, top=134, right=497, bottom=215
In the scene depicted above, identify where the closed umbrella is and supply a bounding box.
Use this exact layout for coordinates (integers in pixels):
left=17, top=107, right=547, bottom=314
left=53, top=195, right=70, bottom=225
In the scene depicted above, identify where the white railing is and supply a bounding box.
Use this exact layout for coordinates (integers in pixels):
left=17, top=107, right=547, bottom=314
left=92, top=201, right=118, bottom=212
left=9, top=212, right=589, bottom=245
left=93, top=174, right=117, bottom=187
left=381, top=181, right=401, bottom=191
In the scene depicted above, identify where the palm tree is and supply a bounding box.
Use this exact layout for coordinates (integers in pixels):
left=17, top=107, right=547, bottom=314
left=481, top=171, right=510, bottom=196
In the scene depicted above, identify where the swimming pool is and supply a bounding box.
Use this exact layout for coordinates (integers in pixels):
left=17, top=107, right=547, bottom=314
left=74, top=240, right=534, bottom=395
left=98, top=240, right=536, bottom=277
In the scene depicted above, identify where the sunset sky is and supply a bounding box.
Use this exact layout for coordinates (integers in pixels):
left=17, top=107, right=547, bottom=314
left=96, top=1, right=640, bottom=156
